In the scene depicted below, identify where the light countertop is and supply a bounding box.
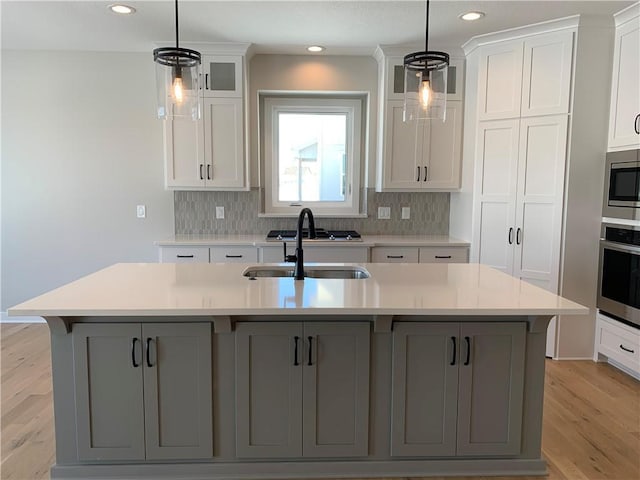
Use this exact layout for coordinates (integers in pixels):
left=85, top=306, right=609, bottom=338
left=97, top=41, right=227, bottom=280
left=156, top=234, right=470, bottom=248
left=8, top=262, right=586, bottom=317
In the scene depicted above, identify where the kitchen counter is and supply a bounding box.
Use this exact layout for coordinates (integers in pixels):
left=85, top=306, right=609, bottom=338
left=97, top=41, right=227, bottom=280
left=9, top=262, right=582, bottom=318
left=155, top=233, right=470, bottom=247
left=8, top=262, right=586, bottom=480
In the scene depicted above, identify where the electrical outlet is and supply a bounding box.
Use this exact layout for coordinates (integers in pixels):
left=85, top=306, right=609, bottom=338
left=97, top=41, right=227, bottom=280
left=215, top=206, right=225, bottom=219
left=378, top=206, right=391, bottom=219
left=402, top=207, right=410, bottom=219
left=136, top=205, right=146, bottom=219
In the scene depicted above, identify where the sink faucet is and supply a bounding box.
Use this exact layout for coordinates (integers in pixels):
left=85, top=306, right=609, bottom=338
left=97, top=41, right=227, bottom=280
left=284, top=208, right=316, bottom=280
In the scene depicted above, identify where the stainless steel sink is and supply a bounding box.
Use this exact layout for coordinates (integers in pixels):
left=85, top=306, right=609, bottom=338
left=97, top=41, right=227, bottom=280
left=243, top=265, right=370, bottom=279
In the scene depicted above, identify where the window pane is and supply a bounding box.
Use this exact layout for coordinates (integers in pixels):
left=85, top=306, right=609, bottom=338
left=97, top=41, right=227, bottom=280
left=277, top=113, right=347, bottom=203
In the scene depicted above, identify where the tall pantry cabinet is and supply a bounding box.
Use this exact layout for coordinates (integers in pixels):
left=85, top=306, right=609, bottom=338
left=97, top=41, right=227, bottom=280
left=452, top=16, right=615, bottom=358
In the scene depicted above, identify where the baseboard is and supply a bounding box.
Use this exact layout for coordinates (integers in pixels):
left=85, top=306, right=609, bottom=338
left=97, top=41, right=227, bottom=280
left=606, top=358, right=640, bottom=381
left=549, top=356, right=593, bottom=361
left=0, top=311, right=45, bottom=323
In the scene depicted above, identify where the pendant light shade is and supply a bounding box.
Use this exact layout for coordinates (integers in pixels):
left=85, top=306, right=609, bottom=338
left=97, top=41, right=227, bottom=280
left=153, top=0, right=201, bottom=120
left=403, top=0, right=449, bottom=123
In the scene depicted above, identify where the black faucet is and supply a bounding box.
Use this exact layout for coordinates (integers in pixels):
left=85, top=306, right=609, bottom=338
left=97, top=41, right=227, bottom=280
left=284, top=208, right=316, bottom=280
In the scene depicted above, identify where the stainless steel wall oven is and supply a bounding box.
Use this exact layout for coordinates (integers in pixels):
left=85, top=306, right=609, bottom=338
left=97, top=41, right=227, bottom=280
left=598, top=225, right=640, bottom=329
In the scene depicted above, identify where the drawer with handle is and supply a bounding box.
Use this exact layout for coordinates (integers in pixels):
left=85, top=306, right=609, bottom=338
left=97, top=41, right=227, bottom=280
left=210, top=246, right=258, bottom=263
left=419, top=246, right=469, bottom=263
left=371, top=247, right=419, bottom=263
left=159, top=247, right=210, bottom=263
left=596, top=312, right=640, bottom=374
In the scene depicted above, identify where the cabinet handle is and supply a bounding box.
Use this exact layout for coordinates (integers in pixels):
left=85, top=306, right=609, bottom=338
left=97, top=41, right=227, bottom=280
left=424, top=166, right=428, bottom=182
left=205, top=73, right=209, bottom=90
left=225, top=254, right=243, bottom=258
left=146, top=337, right=154, bottom=368
left=508, top=227, right=514, bottom=245
left=516, top=227, right=522, bottom=245
left=416, top=166, right=421, bottom=182
left=435, top=255, right=452, bottom=259
left=294, top=336, right=300, bottom=366
left=176, top=254, right=194, bottom=258
left=450, top=336, right=456, bottom=366
left=207, top=164, right=212, bottom=180
left=620, top=344, right=635, bottom=353
left=464, top=336, right=471, bottom=366
left=307, top=336, right=313, bottom=366
left=131, top=338, right=139, bottom=368
left=199, top=164, right=204, bottom=180
left=635, top=114, right=640, bottom=135
left=387, top=255, right=404, bottom=259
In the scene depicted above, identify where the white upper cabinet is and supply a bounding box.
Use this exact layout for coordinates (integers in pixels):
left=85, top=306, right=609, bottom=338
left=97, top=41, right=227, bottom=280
left=477, top=42, right=524, bottom=121
left=163, top=47, right=248, bottom=191
left=375, top=49, right=464, bottom=192
left=201, top=55, right=243, bottom=98
left=608, top=4, right=640, bottom=151
left=521, top=31, right=574, bottom=117
left=478, top=31, right=573, bottom=121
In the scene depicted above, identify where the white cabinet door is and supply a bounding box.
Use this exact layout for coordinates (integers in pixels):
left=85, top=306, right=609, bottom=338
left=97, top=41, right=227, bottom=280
left=143, top=323, right=212, bottom=460
left=382, top=101, right=427, bottom=189
left=201, top=55, right=243, bottom=98
left=203, top=97, right=245, bottom=189
left=371, top=247, right=419, bottom=263
left=210, top=246, right=258, bottom=263
left=164, top=114, right=206, bottom=188
left=608, top=17, right=640, bottom=150
left=159, top=247, right=210, bottom=263
left=477, top=41, right=524, bottom=121
left=260, top=245, right=369, bottom=263
left=521, top=31, right=573, bottom=117
left=425, top=101, right=462, bottom=189
left=418, top=247, right=469, bottom=264
left=513, top=115, right=568, bottom=292
left=471, top=120, right=520, bottom=273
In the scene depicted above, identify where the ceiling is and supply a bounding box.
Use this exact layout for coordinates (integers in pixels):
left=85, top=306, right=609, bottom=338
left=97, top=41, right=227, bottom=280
left=1, top=1, right=634, bottom=56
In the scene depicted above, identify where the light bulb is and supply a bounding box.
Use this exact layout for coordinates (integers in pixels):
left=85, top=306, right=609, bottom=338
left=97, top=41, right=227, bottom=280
left=172, top=76, right=184, bottom=104
left=420, top=79, right=432, bottom=109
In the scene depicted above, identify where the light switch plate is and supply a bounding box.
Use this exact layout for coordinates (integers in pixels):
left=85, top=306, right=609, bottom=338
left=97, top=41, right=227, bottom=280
left=136, top=205, right=146, bottom=218
left=215, top=206, right=225, bottom=219
left=378, top=206, right=391, bottom=219
left=402, top=207, right=410, bottom=219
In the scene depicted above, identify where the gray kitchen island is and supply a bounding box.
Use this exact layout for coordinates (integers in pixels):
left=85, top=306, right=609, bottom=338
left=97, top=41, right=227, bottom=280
left=9, top=262, right=587, bottom=480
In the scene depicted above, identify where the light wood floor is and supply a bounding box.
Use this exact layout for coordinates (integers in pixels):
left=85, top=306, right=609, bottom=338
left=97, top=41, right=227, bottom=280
left=1, top=323, right=638, bottom=480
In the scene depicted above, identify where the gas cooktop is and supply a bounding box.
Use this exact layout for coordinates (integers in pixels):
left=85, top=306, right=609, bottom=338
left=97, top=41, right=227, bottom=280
left=266, top=228, right=362, bottom=242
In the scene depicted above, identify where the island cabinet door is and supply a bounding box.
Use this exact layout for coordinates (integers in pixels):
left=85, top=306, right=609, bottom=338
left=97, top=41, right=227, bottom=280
left=302, top=322, right=370, bottom=457
left=72, top=323, right=145, bottom=461
left=235, top=322, right=303, bottom=458
left=142, top=323, right=212, bottom=460
left=390, top=322, right=459, bottom=457
left=456, top=322, right=526, bottom=456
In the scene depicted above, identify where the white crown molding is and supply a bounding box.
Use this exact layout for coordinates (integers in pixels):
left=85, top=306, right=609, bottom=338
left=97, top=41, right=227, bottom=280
left=374, top=44, right=464, bottom=63
left=614, top=1, right=640, bottom=27
left=462, top=15, right=580, bottom=55
left=154, top=42, right=252, bottom=56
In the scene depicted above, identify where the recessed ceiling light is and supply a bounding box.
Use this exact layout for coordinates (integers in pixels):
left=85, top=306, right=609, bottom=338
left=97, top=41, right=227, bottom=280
left=460, top=11, right=485, bottom=21
left=307, top=46, right=325, bottom=53
left=109, top=4, right=136, bottom=15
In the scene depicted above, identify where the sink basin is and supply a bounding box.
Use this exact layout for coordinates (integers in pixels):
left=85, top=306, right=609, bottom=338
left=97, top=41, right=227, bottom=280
left=243, top=265, right=370, bottom=279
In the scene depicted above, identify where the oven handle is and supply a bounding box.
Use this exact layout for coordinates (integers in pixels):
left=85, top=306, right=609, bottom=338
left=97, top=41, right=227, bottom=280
left=600, top=240, right=640, bottom=254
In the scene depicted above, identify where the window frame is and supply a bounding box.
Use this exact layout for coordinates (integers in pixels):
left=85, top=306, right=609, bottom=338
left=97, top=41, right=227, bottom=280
left=262, top=95, right=362, bottom=216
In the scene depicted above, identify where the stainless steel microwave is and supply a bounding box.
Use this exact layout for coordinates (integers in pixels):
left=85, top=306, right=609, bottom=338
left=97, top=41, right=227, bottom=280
left=603, top=150, right=640, bottom=220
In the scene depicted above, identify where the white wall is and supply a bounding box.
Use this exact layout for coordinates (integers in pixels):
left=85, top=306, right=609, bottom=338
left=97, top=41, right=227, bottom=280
left=1, top=51, right=175, bottom=311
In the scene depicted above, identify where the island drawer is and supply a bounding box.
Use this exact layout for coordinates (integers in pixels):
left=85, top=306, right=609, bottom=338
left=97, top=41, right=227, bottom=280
left=419, top=246, right=469, bottom=263
left=371, top=247, right=419, bottom=263
left=210, top=246, right=258, bottom=263
left=159, top=246, right=210, bottom=263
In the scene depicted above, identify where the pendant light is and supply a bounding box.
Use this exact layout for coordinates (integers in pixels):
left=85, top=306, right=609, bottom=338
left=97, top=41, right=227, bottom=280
left=403, top=0, right=449, bottom=123
left=153, top=0, right=201, bottom=120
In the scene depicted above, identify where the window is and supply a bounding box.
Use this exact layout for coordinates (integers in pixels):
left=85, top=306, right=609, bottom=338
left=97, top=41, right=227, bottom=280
left=262, top=96, right=362, bottom=215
